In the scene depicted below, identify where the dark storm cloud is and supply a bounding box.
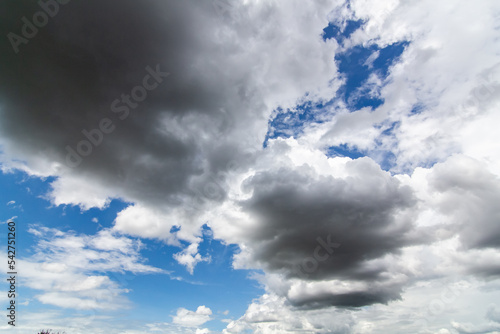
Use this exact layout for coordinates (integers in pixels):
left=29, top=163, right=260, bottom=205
left=0, top=0, right=260, bottom=208
left=238, top=158, right=422, bottom=307
left=291, top=288, right=405, bottom=309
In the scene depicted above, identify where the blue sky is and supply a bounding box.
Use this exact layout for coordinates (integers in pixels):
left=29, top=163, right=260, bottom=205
left=0, top=169, right=264, bottom=332
left=1, top=1, right=500, bottom=333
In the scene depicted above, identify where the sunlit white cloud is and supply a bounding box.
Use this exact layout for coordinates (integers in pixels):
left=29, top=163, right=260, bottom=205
left=173, top=305, right=213, bottom=328
left=17, top=226, right=165, bottom=310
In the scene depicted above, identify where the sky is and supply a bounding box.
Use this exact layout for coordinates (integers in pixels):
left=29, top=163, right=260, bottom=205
left=0, top=0, right=500, bottom=333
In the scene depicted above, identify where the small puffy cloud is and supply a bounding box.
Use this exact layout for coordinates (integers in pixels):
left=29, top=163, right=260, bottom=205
left=195, top=329, right=211, bottom=334
left=173, top=240, right=211, bottom=274
left=172, top=306, right=212, bottom=327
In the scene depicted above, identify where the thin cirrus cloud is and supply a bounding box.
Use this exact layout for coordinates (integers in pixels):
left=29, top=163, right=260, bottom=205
left=1, top=0, right=500, bottom=333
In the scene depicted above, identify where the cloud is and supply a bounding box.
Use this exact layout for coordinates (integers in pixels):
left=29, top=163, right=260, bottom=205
left=173, top=240, right=211, bottom=274
left=0, top=308, right=212, bottom=334
left=1, top=0, right=500, bottom=332
left=0, top=0, right=337, bottom=228
left=0, top=216, right=17, bottom=225
left=426, top=155, right=500, bottom=251
left=210, top=138, right=423, bottom=308
left=452, top=321, right=500, bottom=334
left=397, top=155, right=500, bottom=280
left=0, top=0, right=340, bottom=274
left=299, top=0, right=500, bottom=175
left=224, top=276, right=500, bottom=334
left=172, top=305, right=213, bottom=328
left=223, top=294, right=354, bottom=334
left=195, top=329, right=211, bottom=334
left=17, top=225, right=165, bottom=310
left=5, top=199, right=22, bottom=211
left=488, top=305, right=500, bottom=323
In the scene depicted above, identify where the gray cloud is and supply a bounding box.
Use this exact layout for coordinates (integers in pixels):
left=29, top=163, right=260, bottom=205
left=0, top=0, right=339, bottom=230
left=0, top=0, right=266, bottom=211
left=235, top=157, right=422, bottom=307
left=428, top=156, right=500, bottom=253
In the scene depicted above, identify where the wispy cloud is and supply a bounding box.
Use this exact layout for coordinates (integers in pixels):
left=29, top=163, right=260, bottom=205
left=18, top=226, right=165, bottom=310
